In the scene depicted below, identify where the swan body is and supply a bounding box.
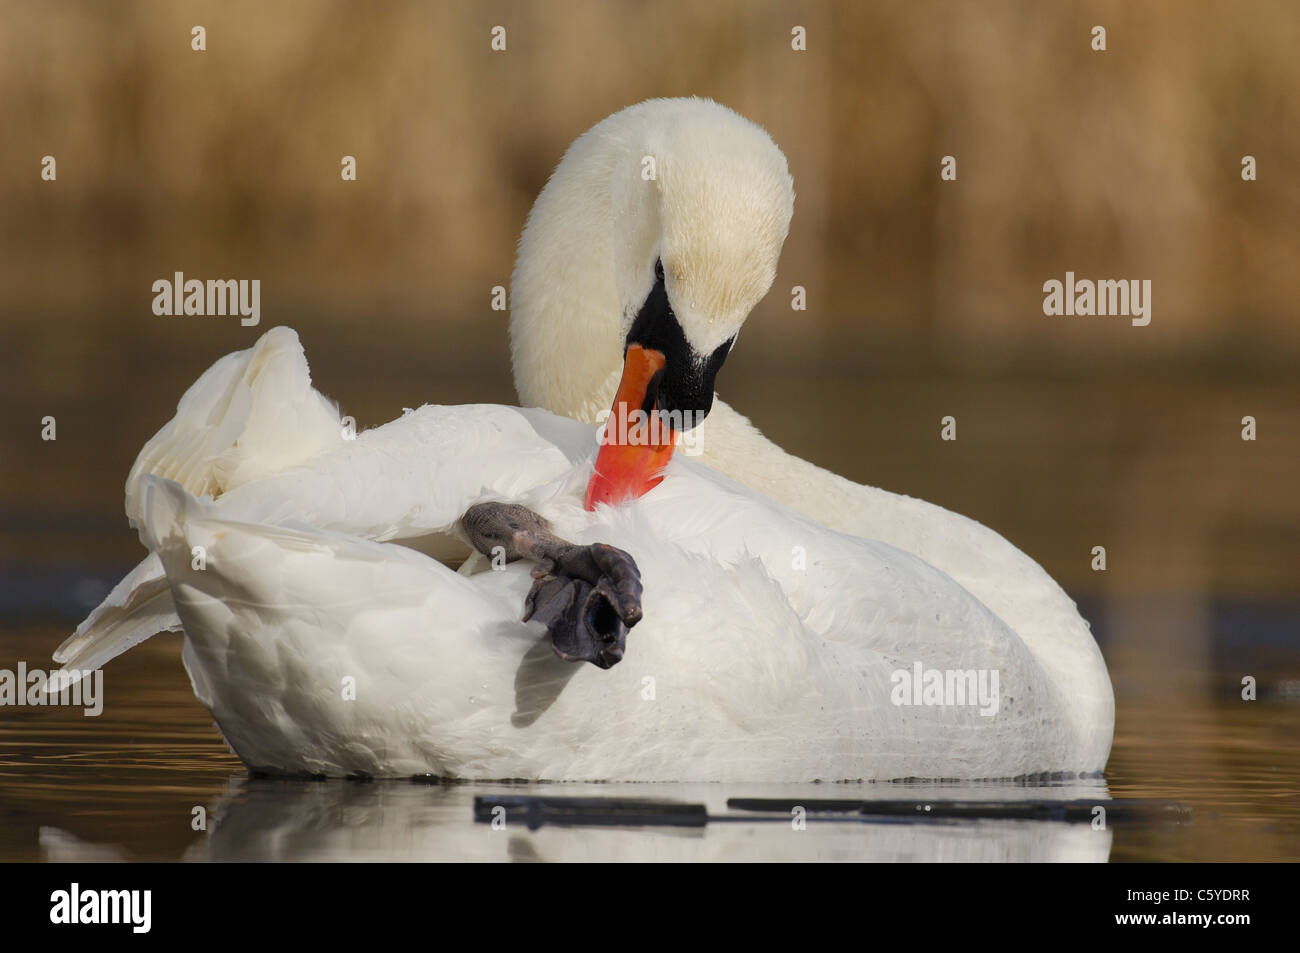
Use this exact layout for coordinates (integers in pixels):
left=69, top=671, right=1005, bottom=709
left=95, top=330, right=1096, bottom=779
left=57, top=97, right=1114, bottom=780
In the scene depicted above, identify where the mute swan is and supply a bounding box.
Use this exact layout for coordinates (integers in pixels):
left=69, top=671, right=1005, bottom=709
left=55, top=97, right=1113, bottom=780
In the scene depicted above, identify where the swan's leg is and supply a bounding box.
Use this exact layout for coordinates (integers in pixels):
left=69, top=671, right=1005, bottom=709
left=461, top=502, right=642, bottom=669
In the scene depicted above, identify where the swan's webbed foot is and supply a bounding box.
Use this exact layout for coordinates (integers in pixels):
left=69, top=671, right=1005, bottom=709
left=524, top=543, right=642, bottom=669
left=462, top=503, right=643, bottom=669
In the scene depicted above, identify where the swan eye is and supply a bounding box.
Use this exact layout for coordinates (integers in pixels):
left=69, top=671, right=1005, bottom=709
left=654, top=258, right=664, bottom=282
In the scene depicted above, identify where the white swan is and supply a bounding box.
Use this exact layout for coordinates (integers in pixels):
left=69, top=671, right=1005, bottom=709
left=55, top=98, right=1113, bottom=780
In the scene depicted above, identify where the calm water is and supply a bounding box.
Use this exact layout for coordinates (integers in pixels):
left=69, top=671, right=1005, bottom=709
left=2, top=623, right=1296, bottom=863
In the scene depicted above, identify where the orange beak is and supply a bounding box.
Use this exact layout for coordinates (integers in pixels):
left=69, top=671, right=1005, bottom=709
left=584, top=344, right=676, bottom=510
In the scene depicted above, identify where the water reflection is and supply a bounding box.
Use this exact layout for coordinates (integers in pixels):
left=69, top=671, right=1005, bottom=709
left=4, top=624, right=1297, bottom=863
left=162, top=777, right=1116, bottom=863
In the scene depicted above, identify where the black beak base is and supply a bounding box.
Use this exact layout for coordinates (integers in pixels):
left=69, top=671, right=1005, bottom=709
left=625, top=260, right=733, bottom=428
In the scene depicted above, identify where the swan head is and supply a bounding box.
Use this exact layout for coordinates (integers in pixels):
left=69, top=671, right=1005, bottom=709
left=509, top=98, right=795, bottom=507
left=608, top=104, right=795, bottom=407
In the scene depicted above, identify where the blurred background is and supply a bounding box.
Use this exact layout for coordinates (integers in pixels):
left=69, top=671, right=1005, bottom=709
left=0, top=0, right=1297, bottom=860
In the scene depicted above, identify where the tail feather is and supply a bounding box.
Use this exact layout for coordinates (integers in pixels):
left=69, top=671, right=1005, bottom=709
left=51, top=553, right=178, bottom=685
left=124, top=326, right=341, bottom=526
left=60, top=327, right=343, bottom=679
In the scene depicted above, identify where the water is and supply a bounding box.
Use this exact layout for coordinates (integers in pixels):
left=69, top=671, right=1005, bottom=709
left=2, top=623, right=1296, bottom=862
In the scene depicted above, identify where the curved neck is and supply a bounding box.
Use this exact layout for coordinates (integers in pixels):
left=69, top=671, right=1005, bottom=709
left=509, top=128, right=628, bottom=424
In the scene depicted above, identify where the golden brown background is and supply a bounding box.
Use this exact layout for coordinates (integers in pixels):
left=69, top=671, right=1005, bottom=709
left=0, top=0, right=1297, bottom=859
